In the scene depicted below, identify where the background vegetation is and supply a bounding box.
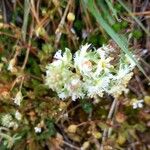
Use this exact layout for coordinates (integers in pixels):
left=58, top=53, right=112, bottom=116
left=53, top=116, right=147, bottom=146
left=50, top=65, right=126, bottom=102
left=0, top=0, right=150, bottom=149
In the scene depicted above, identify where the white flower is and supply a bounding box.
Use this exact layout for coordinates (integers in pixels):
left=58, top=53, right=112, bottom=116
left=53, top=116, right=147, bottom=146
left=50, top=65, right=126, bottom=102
left=53, top=50, right=62, bottom=60
left=58, top=92, right=68, bottom=100
left=34, top=126, right=42, bottom=133
left=80, top=43, right=91, bottom=53
left=52, top=59, right=63, bottom=66
left=8, top=58, right=16, bottom=72
left=97, top=47, right=107, bottom=59
left=65, top=78, right=84, bottom=101
left=132, top=99, right=144, bottom=109
left=74, top=44, right=92, bottom=75
left=94, top=45, right=114, bottom=76
left=82, top=60, right=93, bottom=73
left=86, top=75, right=112, bottom=98
left=87, top=86, right=101, bottom=98
left=53, top=48, right=72, bottom=66
left=108, top=73, right=133, bottom=98
left=71, top=79, right=80, bottom=86
left=9, top=121, right=18, bottom=129
left=97, top=44, right=114, bottom=58
left=125, top=54, right=136, bottom=69
left=82, top=29, right=88, bottom=39
left=15, top=110, right=22, bottom=120
left=13, top=91, right=23, bottom=106
left=94, top=57, right=113, bottom=76
left=116, top=67, right=130, bottom=79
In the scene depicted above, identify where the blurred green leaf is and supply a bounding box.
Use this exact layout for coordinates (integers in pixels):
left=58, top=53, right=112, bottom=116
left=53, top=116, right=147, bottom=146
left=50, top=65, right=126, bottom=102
left=27, top=57, right=41, bottom=76
left=132, top=30, right=143, bottom=39
left=80, top=100, right=93, bottom=113
left=42, top=44, right=54, bottom=54
left=37, top=119, right=56, bottom=140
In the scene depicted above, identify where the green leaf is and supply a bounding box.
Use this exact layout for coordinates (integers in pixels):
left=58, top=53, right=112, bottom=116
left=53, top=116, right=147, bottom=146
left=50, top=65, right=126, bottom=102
left=134, top=123, right=146, bottom=132
left=42, top=44, right=54, bottom=54
left=27, top=57, right=41, bottom=76
left=132, top=30, right=143, bottom=39
left=37, top=119, right=56, bottom=140
left=0, top=143, right=8, bottom=150
left=80, top=100, right=93, bottom=113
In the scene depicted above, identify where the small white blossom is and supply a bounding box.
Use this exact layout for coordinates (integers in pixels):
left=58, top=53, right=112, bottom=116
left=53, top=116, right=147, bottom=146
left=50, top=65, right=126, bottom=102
left=52, top=59, right=62, bottom=66
left=82, top=60, right=93, bottom=73
left=80, top=43, right=91, bottom=53
left=13, top=91, right=23, bottom=106
left=97, top=44, right=114, bottom=58
left=108, top=73, right=133, bottom=98
left=132, top=99, right=144, bottom=109
left=125, top=54, right=136, bottom=69
left=97, top=49, right=106, bottom=59
left=58, top=92, right=68, bottom=100
left=95, top=57, right=113, bottom=76
left=8, top=58, right=16, bottom=72
left=9, top=121, right=18, bottom=129
left=116, top=68, right=130, bottom=79
left=74, top=44, right=92, bottom=75
left=65, top=78, right=85, bottom=101
left=86, top=75, right=112, bottom=98
left=34, top=126, right=42, bottom=133
left=82, top=29, right=88, bottom=39
left=15, top=110, right=22, bottom=120
left=54, top=50, right=62, bottom=60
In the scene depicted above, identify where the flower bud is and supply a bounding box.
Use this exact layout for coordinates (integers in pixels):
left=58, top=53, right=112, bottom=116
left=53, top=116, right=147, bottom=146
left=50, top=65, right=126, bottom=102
left=67, top=124, right=77, bottom=133
left=67, top=12, right=75, bottom=22
left=117, top=134, right=126, bottom=145
left=116, top=112, right=126, bottom=123
left=144, top=96, right=150, bottom=106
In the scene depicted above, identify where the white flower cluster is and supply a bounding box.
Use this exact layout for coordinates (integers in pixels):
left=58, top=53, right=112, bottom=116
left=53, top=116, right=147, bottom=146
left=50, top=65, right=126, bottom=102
left=45, top=44, right=136, bottom=100
left=13, top=91, right=23, bottom=106
left=34, top=126, right=42, bottom=133
left=132, top=99, right=144, bottom=109
left=0, top=111, right=22, bottom=129
left=1, top=114, right=17, bottom=129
